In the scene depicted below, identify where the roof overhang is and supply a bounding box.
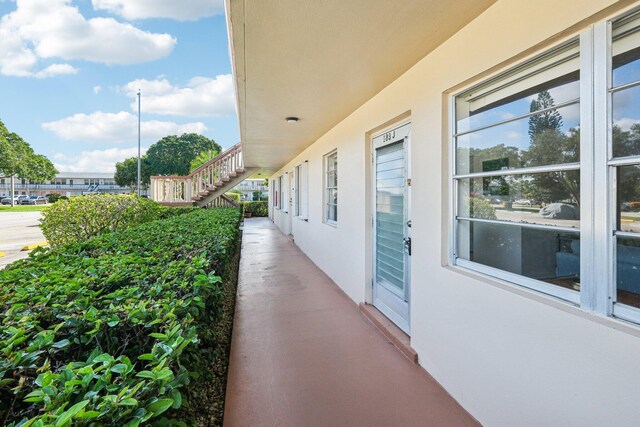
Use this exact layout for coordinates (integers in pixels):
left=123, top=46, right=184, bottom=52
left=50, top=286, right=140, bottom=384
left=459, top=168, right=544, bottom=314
left=226, top=0, right=495, bottom=174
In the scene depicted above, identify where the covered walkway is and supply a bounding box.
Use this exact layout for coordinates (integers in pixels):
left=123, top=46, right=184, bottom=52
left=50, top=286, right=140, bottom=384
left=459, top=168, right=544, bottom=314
left=224, top=218, right=477, bottom=426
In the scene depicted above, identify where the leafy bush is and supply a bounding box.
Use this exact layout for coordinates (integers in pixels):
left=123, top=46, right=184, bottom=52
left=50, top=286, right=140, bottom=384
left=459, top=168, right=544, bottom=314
left=241, top=201, right=268, bottom=217
left=40, top=194, right=194, bottom=247
left=0, top=208, right=241, bottom=426
left=468, top=196, right=497, bottom=220
left=46, top=194, right=66, bottom=203
left=224, top=192, right=240, bottom=203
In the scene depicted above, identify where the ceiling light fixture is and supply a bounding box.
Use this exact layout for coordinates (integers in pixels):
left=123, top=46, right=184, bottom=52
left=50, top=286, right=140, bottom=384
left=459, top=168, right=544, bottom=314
left=286, top=116, right=299, bottom=123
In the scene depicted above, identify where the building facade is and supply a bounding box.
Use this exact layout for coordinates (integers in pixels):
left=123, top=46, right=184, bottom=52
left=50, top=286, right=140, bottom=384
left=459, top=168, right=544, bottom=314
left=230, top=178, right=268, bottom=201
left=227, top=0, right=640, bottom=425
left=0, top=172, right=130, bottom=198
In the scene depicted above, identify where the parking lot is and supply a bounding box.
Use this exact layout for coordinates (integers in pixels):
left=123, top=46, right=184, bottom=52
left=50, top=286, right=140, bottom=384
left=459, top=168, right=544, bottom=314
left=0, top=211, right=46, bottom=269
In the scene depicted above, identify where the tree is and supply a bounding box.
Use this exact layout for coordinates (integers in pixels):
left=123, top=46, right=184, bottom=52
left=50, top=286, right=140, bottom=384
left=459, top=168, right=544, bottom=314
left=190, top=148, right=220, bottom=171
left=524, top=91, right=580, bottom=205
left=114, top=156, right=151, bottom=190
left=146, top=134, right=221, bottom=177
left=29, top=154, right=59, bottom=182
left=614, top=124, right=640, bottom=212
left=0, top=119, right=57, bottom=206
left=528, top=90, right=563, bottom=139
left=116, top=134, right=222, bottom=188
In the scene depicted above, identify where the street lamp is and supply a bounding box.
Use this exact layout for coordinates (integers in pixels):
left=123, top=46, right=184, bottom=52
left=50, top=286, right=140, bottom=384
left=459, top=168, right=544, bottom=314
left=137, top=89, right=141, bottom=197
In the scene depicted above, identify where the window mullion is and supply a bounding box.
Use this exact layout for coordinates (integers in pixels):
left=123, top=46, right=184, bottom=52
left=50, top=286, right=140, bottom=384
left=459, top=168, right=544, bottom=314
left=590, top=21, right=612, bottom=315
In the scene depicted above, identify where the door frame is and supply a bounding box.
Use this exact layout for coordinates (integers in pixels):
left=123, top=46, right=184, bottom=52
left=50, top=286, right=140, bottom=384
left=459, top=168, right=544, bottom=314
left=288, top=169, right=295, bottom=237
left=371, top=120, right=412, bottom=334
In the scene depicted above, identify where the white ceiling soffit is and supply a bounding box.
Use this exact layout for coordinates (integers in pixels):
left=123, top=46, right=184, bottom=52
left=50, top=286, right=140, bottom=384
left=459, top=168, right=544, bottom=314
left=226, top=0, right=496, bottom=173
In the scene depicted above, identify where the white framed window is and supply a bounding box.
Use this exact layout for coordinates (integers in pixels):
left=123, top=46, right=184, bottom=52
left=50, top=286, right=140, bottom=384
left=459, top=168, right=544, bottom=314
left=294, top=161, right=309, bottom=220
left=275, top=175, right=282, bottom=209
left=324, top=151, right=338, bottom=224
left=450, top=7, right=640, bottom=325
left=282, top=172, right=289, bottom=213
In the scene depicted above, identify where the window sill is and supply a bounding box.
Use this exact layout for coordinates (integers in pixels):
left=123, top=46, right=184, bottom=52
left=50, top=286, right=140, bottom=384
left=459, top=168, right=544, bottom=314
left=323, top=220, right=337, bottom=228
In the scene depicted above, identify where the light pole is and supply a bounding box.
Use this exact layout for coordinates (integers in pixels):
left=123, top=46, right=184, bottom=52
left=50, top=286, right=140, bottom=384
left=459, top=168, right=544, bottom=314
left=137, top=89, right=141, bottom=196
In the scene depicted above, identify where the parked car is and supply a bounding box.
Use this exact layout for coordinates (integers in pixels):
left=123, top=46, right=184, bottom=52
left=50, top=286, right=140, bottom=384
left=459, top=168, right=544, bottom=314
left=21, top=195, right=38, bottom=205
left=1, top=196, right=18, bottom=205
left=27, top=196, right=48, bottom=205
left=1, top=195, right=29, bottom=205
left=515, top=199, right=533, bottom=205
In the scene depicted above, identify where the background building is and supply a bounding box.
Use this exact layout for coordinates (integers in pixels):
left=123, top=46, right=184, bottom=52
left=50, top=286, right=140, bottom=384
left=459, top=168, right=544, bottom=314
left=0, top=172, right=130, bottom=198
left=230, top=178, right=268, bottom=201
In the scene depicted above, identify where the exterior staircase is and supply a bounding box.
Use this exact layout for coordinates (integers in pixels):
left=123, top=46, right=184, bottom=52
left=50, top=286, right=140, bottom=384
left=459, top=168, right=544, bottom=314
left=150, top=143, right=257, bottom=207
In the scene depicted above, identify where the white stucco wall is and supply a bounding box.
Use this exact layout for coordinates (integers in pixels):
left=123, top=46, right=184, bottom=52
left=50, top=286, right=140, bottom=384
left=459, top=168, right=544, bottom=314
left=268, top=1, right=640, bottom=425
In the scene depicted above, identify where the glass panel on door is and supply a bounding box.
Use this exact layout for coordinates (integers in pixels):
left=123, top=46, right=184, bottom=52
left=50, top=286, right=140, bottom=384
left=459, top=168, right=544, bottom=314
left=376, top=141, right=406, bottom=297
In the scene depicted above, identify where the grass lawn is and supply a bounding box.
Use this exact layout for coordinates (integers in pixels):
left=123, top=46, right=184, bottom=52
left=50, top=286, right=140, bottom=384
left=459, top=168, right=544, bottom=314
left=0, top=205, right=49, bottom=212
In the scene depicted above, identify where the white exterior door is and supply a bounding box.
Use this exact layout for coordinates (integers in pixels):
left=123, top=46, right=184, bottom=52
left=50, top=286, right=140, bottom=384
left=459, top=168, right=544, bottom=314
left=372, top=122, right=411, bottom=334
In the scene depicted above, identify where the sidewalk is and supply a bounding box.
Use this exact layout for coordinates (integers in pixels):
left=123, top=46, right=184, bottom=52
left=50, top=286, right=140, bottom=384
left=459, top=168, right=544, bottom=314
left=224, top=218, right=478, bottom=427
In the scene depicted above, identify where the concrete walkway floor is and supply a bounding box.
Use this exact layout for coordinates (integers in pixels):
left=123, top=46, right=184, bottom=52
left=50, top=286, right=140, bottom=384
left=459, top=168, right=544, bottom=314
left=224, top=218, right=478, bottom=427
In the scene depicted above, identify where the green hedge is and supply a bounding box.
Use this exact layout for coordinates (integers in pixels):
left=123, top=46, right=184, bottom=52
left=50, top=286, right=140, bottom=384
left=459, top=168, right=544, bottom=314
left=40, top=194, right=197, bottom=247
left=0, top=208, right=241, bottom=426
left=224, top=192, right=241, bottom=203
left=241, top=201, right=268, bottom=217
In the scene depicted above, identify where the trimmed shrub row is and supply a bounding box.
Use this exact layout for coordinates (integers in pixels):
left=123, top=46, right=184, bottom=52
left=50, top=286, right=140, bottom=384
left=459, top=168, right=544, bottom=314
left=241, top=201, right=268, bottom=217
left=40, top=194, right=197, bottom=247
left=0, top=208, right=241, bottom=426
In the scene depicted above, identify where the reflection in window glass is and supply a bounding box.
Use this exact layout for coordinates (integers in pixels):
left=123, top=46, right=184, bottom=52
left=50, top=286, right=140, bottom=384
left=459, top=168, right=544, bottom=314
left=613, top=14, right=640, bottom=312
left=457, top=221, right=580, bottom=290
left=617, top=165, right=640, bottom=233
left=613, top=11, right=640, bottom=88
left=616, top=237, right=640, bottom=309
left=456, top=104, right=580, bottom=174
left=454, top=38, right=580, bottom=297
left=456, top=78, right=579, bottom=134
left=612, top=85, right=640, bottom=158
left=458, top=170, right=580, bottom=228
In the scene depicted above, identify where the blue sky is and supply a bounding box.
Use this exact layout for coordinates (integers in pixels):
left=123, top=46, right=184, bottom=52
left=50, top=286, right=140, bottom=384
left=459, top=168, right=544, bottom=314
left=0, top=0, right=238, bottom=172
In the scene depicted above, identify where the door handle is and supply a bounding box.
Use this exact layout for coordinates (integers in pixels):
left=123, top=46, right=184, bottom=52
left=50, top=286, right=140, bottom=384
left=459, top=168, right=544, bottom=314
left=403, top=237, right=412, bottom=256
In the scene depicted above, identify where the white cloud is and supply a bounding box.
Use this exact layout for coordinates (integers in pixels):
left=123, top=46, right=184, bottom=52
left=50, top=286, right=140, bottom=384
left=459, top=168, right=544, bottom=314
left=122, top=74, right=235, bottom=117
left=614, top=118, right=640, bottom=131
left=42, top=111, right=207, bottom=142
left=32, top=63, right=78, bottom=78
left=92, top=0, right=224, bottom=21
left=93, top=85, right=102, bottom=94
left=506, top=131, right=522, bottom=140
left=0, top=0, right=176, bottom=78
left=54, top=146, right=147, bottom=173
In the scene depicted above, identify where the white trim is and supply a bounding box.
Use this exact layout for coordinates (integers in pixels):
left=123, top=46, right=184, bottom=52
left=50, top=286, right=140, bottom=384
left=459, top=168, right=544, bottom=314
left=293, top=165, right=300, bottom=217
left=300, top=161, right=309, bottom=220
left=613, top=302, right=640, bottom=324
left=323, top=150, right=338, bottom=225
left=456, top=216, right=579, bottom=233
left=453, top=98, right=579, bottom=137
left=455, top=258, right=580, bottom=304
left=453, top=162, right=580, bottom=179
left=593, top=20, right=613, bottom=315
left=580, top=25, right=597, bottom=312
left=608, top=156, right=640, bottom=166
